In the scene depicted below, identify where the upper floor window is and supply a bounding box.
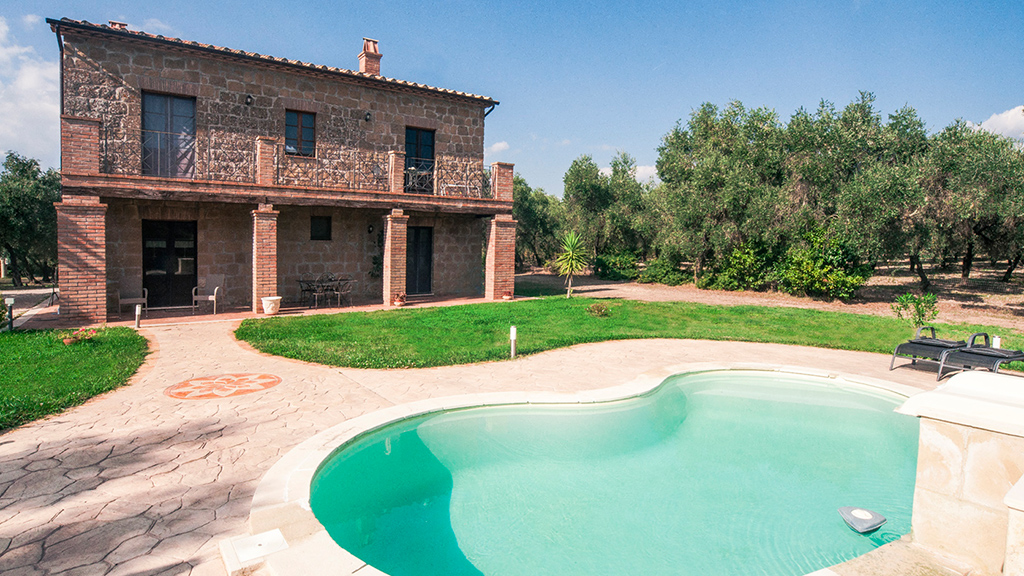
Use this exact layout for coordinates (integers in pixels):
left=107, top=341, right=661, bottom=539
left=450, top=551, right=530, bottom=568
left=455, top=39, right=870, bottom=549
left=286, top=110, right=316, bottom=156
left=404, top=127, right=435, bottom=194
left=142, top=92, right=195, bottom=178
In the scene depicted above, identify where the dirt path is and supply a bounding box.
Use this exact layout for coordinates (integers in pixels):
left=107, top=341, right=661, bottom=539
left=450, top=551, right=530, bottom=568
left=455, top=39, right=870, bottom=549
left=518, top=264, right=1024, bottom=334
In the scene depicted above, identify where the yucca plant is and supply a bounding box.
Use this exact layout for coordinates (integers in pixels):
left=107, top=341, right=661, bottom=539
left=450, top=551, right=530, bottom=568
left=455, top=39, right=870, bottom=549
left=554, top=231, right=588, bottom=298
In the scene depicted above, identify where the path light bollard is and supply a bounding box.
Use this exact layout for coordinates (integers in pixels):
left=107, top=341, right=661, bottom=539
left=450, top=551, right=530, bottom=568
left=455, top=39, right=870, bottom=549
left=135, top=304, right=142, bottom=329
left=510, top=325, right=517, bottom=359
left=4, top=297, right=14, bottom=331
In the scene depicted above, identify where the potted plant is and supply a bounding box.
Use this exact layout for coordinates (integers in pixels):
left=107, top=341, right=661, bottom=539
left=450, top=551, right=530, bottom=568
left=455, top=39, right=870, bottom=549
left=393, top=292, right=407, bottom=307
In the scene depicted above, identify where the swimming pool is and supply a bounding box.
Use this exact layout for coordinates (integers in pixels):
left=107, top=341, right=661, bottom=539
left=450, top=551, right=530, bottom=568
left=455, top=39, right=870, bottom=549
left=308, top=370, right=919, bottom=576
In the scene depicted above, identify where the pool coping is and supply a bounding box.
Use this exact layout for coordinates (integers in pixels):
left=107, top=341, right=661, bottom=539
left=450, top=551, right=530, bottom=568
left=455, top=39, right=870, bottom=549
left=222, top=362, right=924, bottom=576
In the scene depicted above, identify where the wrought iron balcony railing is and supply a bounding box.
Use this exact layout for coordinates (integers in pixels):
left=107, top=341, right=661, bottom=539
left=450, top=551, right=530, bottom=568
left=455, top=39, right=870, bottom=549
left=102, top=128, right=256, bottom=182
left=405, top=156, right=492, bottom=198
left=97, top=128, right=494, bottom=200
left=276, top=144, right=389, bottom=191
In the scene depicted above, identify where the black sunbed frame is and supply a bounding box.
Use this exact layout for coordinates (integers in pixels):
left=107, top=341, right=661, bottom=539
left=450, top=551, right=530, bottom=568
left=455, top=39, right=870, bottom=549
left=936, top=332, right=1024, bottom=381
left=890, top=326, right=967, bottom=372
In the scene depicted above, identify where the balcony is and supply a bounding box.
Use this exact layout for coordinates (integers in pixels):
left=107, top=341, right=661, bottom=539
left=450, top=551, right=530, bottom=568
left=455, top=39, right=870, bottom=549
left=404, top=156, right=492, bottom=198
left=59, top=115, right=513, bottom=208
left=102, top=128, right=257, bottom=183
left=97, top=127, right=493, bottom=198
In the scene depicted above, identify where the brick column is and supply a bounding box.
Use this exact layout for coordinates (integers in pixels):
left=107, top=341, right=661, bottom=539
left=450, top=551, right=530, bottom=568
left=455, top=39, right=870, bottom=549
left=382, top=208, right=409, bottom=306
left=56, top=195, right=107, bottom=324
left=491, top=162, right=514, bottom=202
left=387, top=151, right=405, bottom=194
left=256, top=137, right=277, bottom=186
left=61, top=115, right=100, bottom=174
left=485, top=214, right=517, bottom=300
left=252, top=203, right=279, bottom=313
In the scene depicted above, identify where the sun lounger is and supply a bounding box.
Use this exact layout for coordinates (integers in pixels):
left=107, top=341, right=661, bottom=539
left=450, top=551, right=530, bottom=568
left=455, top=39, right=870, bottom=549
left=890, top=326, right=967, bottom=371
left=937, top=332, right=1024, bottom=380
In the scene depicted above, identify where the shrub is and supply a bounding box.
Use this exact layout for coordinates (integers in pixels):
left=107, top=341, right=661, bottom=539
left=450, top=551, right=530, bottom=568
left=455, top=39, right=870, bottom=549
left=638, top=257, right=687, bottom=286
left=774, top=247, right=868, bottom=300
left=594, top=252, right=639, bottom=281
left=891, top=292, right=939, bottom=327
left=0, top=297, right=6, bottom=327
left=705, top=244, right=773, bottom=291
left=772, top=230, right=870, bottom=300
left=586, top=302, right=610, bottom=317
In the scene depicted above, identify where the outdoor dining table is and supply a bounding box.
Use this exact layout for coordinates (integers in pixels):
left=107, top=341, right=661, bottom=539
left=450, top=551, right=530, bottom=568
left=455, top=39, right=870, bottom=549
left=298, top=274, right=355, bottom=308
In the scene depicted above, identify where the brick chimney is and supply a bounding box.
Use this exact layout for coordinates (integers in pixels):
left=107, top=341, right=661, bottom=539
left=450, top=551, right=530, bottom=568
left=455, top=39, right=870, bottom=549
left=108, top=20, right=128, bottom=30
left=358, top=38, right=381, bottom=75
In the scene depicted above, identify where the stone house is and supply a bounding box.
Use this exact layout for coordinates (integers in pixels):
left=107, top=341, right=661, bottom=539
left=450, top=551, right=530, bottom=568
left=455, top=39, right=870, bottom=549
left=48, top=18, right=516, bottom=324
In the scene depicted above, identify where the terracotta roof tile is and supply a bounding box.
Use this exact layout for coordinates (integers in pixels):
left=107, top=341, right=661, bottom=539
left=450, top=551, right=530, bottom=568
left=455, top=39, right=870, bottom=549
left=48, top=17, right=497, bottom=105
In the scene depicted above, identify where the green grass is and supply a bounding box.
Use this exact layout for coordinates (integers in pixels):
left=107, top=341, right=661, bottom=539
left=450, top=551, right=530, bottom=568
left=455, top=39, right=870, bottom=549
left=0, top=327, right=149, bottom=431
left=236, top=296, right=1024, bottom=370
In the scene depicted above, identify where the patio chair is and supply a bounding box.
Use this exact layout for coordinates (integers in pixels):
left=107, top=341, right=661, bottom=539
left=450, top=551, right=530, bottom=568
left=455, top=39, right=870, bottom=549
left=192, top=274, right=224, bottom=315
left=890, top=326, right=967, bottom=371
left=117, top=288, right=148, bottom=318
left=338, top=280, right=354, bottom=306
left=937, top=332, right=1024, bottom=380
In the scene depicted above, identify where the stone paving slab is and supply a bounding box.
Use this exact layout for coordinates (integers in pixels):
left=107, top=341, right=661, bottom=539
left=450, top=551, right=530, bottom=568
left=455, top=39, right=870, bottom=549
left=0, top=315, right=946, bottom=575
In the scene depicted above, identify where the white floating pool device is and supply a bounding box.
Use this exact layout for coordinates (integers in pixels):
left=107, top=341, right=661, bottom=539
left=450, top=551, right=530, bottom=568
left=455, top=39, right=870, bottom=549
left=838, top=507, right=886, bottom=533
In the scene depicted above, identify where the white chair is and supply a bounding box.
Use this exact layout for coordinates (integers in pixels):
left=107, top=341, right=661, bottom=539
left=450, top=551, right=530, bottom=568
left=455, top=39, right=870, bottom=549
left=192, top=274, right=224, bottom=314
left=117, top=288, right=148, bottom=318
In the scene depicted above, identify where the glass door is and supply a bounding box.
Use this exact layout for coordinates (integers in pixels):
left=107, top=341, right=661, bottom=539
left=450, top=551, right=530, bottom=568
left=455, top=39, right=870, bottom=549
left=142, top=220, right=197, bottom=307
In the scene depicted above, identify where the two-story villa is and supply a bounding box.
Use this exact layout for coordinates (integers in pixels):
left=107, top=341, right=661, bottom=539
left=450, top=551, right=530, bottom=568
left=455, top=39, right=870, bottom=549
left=48, top=18, right=516, bottom=324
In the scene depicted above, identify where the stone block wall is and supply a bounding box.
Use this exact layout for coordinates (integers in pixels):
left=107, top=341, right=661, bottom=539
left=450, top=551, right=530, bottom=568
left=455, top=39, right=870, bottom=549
left=277, top=206, right=386, bottom=303
left=60, top=30, right=487, bottom=182
left=105, top=200, right=254, bottom=310
left=408, top=213, right=485, bottom=296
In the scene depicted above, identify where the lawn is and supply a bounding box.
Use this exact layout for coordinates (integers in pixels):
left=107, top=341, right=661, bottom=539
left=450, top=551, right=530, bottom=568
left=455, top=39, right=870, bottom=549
left=235, top=296, right=1023, bottom=369
left=0, top=327, right=149, bottom=431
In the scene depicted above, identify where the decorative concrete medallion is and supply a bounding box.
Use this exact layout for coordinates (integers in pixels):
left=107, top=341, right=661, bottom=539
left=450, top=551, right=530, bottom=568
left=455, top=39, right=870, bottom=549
left=166, top=373, right=282, bottom=399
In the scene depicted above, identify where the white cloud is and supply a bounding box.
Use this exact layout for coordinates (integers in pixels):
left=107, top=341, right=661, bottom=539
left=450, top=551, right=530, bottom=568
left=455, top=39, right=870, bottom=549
left=141, top=18, right=177, bottom=35
left=636, top=165, right=659, bottom=182
left=560, top=139, right=571, bottom=146
left=599, top=165, right=661, bottom=183
left=486, top=141, right=509, bottom=155
left=0, top=17, right=60, bottom=168
left=977, top=106, right=1024, bottom=140
left=21, top=15, right=42, bottom=28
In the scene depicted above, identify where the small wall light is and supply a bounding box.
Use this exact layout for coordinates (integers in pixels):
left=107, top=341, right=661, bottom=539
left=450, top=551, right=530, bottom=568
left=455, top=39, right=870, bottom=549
left=245, top=95, right=254, bottom=106
left=367, top=224, right=374, bottom=234
left=364, top=112, right=372, bottom=122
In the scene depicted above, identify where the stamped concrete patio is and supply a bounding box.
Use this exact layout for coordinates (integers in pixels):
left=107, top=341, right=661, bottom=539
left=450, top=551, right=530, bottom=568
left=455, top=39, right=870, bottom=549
left=0, top=313, right=955, bottom=575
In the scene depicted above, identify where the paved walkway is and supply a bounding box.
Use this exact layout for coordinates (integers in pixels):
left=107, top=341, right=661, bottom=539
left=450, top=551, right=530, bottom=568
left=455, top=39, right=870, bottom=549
left=0, top=316, right=945, bottom=575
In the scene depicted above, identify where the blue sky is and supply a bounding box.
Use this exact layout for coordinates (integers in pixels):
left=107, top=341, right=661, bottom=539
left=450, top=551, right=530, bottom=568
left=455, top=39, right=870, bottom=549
left=1, top=0, right=1022, bottom=196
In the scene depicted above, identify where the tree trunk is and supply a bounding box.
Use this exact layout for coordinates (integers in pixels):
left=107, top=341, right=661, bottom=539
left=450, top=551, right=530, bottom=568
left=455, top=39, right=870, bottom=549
left=910, top=254, right=930, bottom=291
left=959, top=240, right=974, bottom=286
left=1003, top=253, right=1022, bottom=282
left=4, top=244, right=22, bottom=287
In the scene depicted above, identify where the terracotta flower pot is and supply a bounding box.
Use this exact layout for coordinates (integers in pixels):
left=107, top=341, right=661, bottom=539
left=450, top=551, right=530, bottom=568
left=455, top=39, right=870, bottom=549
left=63, top=337, right=79, bottom=345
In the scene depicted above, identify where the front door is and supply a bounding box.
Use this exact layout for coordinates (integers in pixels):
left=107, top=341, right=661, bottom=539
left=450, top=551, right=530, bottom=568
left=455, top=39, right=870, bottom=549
left=406, top=226, right=432, bottom=295
left=142, top=220, right=197, bottom=307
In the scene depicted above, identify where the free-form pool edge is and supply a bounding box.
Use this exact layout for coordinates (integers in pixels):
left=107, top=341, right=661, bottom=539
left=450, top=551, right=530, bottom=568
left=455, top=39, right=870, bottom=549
left=224, top=362, right=924, bottom=576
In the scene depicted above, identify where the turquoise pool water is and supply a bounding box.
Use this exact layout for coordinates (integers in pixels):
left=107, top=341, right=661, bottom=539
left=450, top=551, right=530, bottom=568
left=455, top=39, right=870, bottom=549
left=310, top=371, right=919, bottom=576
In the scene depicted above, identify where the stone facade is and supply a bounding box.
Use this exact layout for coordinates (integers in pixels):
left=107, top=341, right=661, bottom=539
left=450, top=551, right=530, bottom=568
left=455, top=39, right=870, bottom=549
left=59, top=30, right=485, bottom=185
left=50, top=18, right=514, bottom=322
